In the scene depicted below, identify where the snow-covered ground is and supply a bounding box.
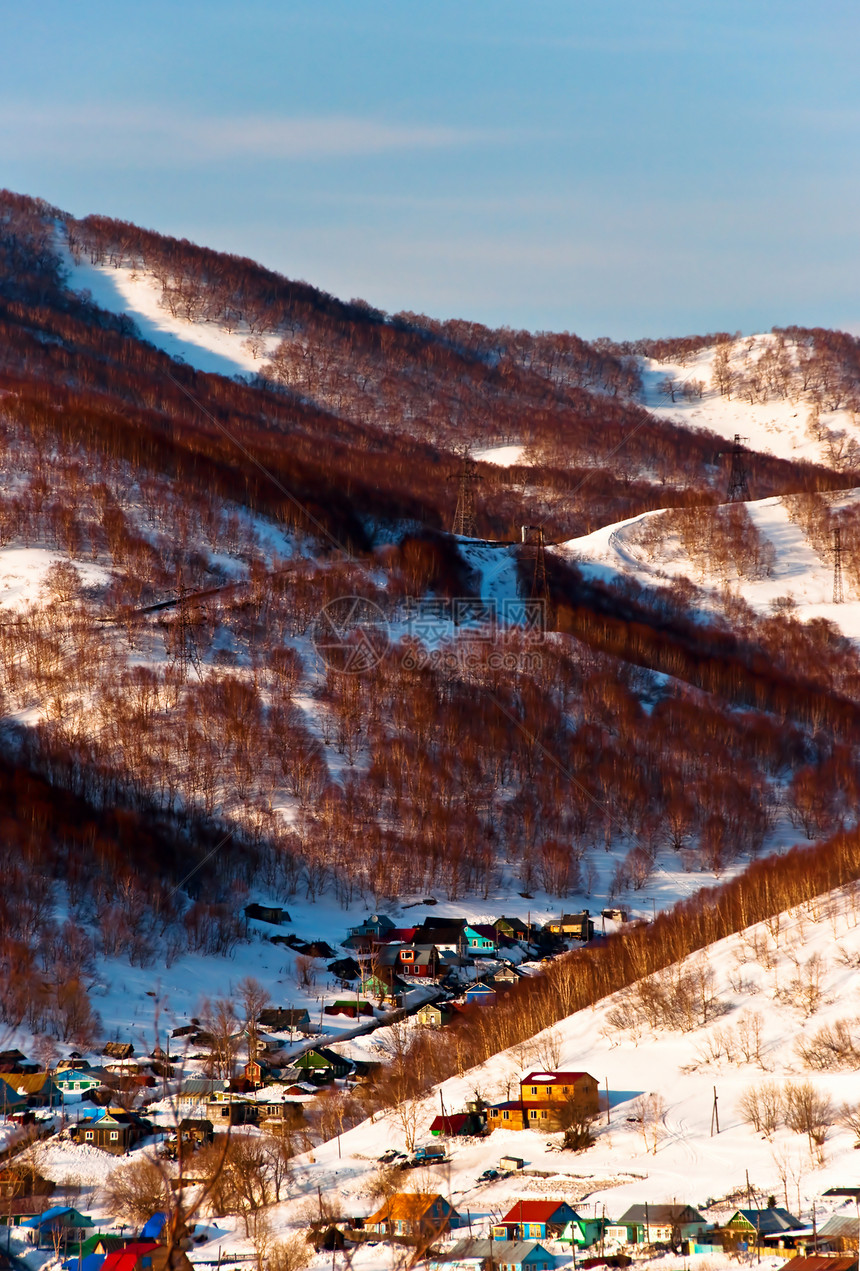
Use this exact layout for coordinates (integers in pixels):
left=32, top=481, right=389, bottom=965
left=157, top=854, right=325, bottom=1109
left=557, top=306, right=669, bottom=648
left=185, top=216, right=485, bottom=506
left=59, top=239, right=281, bottom=378
left=0, top=548, right=112, bottom=610
left=473, top=443, right=527, bottom=467
left=263, top=881, right=860, bottom=1264
left=558, top=489, right=860, bottom=639
left=639, top=334, right=858, bottom=469
left=14, top=881, right=860, bottom=1271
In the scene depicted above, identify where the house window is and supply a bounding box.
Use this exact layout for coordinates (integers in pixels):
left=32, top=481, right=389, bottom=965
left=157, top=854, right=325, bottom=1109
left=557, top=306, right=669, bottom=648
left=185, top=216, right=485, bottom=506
left=109, top=1131, right=119, bottom=1141
left=85, top=1130, right=93, bottom=1140
left=541, top=1110, right=548, bottom=1119
left=531, top=1086, right=537, bottom=1094
left=529, top=1109, right=538, bottom=1118
left=502, top=1110, right=509, bottom=1120
left=562, top=1086, right=569, bottom=1093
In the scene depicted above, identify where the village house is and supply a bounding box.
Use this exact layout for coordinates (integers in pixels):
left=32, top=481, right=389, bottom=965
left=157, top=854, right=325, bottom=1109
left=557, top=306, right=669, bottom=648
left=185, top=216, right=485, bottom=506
left=244, top=903, right=289, bottom=925
left=22, top=1206, right=94, bottom=1250
left=436, top=1239, right=554, bottom=1271
left=463, top=924, right=498, bottom=954
left=428, top=1100, right=486, bottom=1137
left=364, top=1193, right=460, bottom=1239
left=463, top=981, right=498, bottom=1006
left=494, top=1201, right=579, bottom=1242
left=817, top=1216, right=860, bottom=1253
left=53, top=1069, right=103, bottom=1096
left=557, top=1212, right=612, bottom=1248
left=397, top=944, right=444, bottom=980
left=257, top=1007, right=310, bottom=1032
left=611, top=1204, right=707, bottom=1246
left=487, top=1070, right=600, bottom=1132
left=723, top=1207, right=804, bottom=1249
left=8, top=1074, right=63, bottom=1108
left=493, top=916, right=532, bottom=942
left=547, top=911, right=595, bottom=941
left=292, top=1046, right=351, bottom=1083
left=70, top=1108, right=150, bottom=1155
left=0, top=1079, right=27, bottom=1115
left=0, top=1051, right=38, bottom=1075
left=416, top=1002, right=455, bottom=1028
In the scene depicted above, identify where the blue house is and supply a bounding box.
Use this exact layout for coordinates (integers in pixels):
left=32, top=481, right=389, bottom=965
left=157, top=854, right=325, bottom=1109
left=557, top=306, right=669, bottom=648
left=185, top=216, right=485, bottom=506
left=438, top=1239, right=553, bottom=1271
left=464, top=924, right=498, bottom=953
left=463, top=981, right=497, bottom=1006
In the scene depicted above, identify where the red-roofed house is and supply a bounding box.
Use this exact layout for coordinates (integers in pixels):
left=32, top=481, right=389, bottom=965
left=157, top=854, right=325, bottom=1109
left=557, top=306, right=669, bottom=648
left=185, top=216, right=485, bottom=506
left=102, top=1243, right=194, bottom=1271
left=494, top=1201, right=579, bottom=1241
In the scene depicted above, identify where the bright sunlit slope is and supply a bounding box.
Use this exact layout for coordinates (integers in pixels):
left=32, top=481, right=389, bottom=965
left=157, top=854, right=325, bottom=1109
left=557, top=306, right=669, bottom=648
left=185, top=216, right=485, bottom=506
left=558, top=489, right=860, bottom=641
left=292, top=881, right=860, bottom=1264
left=59, top=239, right=281, bottom=377
left=639, top=333, right=859, bottom=470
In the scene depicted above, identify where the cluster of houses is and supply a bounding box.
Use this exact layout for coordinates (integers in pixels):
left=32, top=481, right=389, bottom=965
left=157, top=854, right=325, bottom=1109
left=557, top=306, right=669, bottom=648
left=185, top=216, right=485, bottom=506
left=336, top=911, right=601, bottom=1010
left=344, top=1192, right=858, bottom=1268
left=12, top=1204, right=198, bottom=1271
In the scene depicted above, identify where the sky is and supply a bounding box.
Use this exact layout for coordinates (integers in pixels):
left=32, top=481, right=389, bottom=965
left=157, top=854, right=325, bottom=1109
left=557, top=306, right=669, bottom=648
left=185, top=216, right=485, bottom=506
left=2, top=1, right=859, bottom=340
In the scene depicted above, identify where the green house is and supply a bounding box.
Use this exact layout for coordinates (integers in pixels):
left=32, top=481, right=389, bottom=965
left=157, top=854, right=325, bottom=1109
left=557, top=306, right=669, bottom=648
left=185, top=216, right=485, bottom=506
left=293, top=1047, right=351, bottom=1081
left=558, top=1213, right=612, bottom=1248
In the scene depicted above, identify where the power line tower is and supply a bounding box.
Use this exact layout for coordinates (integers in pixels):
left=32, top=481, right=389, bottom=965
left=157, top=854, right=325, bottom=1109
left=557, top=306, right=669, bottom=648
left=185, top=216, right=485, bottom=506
left=727, top=434, right=751, bottom=502
left=833, top=526, right=845, bottom=604
left=449, top=447, right=482, bottom=537
left=170, top=580, right=202, bottom=680
left=520, top=524, right=548, bottom=604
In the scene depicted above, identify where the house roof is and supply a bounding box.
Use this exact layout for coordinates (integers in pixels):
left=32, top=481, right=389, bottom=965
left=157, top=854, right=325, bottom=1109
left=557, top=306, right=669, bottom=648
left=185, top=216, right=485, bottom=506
left=23, top=1206, right=94, bottom=1229
left=180, top=1079, right=222, bottom=1096
left=501, top=1201, right=575, bottom=1223
left=780, top=1260, right=857, bottom=1271
left=618, top=1204, right=704, bottom=1225
left=9, top=1073, right=56, bottom=1096
left=521, top=1071, right=590, bottom=1086
left=819, top=1217, right=860, bottom=1239
left=367, top=1193, right=454, bottom=1224
left=140, top=1213, right=168, bottom=1239
left=100, top=1242, right=159, bottom=1271
left=446, top=1240, right=550, bottom=1262
left=731, top=1208, right=803, bottom=1235
left=429, top=1114, right=472, bottom=1134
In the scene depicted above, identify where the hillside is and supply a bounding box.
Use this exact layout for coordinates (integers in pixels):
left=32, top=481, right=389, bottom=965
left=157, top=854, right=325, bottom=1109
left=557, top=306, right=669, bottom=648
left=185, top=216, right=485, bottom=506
left=14, top=879, right=860, bottom=1271
left=2, top=186, right=860, bottom=1135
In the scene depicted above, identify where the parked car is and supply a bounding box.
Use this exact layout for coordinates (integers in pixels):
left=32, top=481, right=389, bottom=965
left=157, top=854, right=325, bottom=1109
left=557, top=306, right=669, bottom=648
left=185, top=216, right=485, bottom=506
left=478, top=1168, right=499, bottom=1182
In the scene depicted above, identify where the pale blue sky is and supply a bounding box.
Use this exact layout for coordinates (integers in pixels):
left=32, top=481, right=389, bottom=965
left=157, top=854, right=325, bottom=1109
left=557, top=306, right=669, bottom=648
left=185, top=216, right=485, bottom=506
left=2, top=2, right=858, bottom=338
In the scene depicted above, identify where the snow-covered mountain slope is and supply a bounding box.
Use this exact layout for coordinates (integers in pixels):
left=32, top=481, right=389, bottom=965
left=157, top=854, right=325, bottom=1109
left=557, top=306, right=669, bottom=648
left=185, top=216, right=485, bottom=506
left=558, top=489, right=860, bottom=640
left=278, top=881, right=860, bottom=1258
left=639, top=333, right=858, bottom=470
left=59, top=241, right=281, bottom=377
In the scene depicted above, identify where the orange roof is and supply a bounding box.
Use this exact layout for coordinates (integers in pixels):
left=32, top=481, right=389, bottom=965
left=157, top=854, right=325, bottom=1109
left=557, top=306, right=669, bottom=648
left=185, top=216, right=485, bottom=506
left=366, top=1193, right=447, bottom=1224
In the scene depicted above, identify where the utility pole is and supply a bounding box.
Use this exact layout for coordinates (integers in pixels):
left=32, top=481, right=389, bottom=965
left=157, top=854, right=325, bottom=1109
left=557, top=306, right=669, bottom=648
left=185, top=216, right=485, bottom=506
left=711, top=1086, right=720, bottom=1136
left=833, top=527, right=845, bottom=604
left=449, top=447, right=482, bottom=537
left=727, top=434, right=751, bottom=502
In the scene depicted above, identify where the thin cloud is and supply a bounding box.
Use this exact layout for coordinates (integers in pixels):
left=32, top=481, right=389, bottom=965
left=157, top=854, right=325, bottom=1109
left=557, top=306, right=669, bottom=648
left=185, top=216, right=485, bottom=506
left=0, top=103, right=505, bottom=164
